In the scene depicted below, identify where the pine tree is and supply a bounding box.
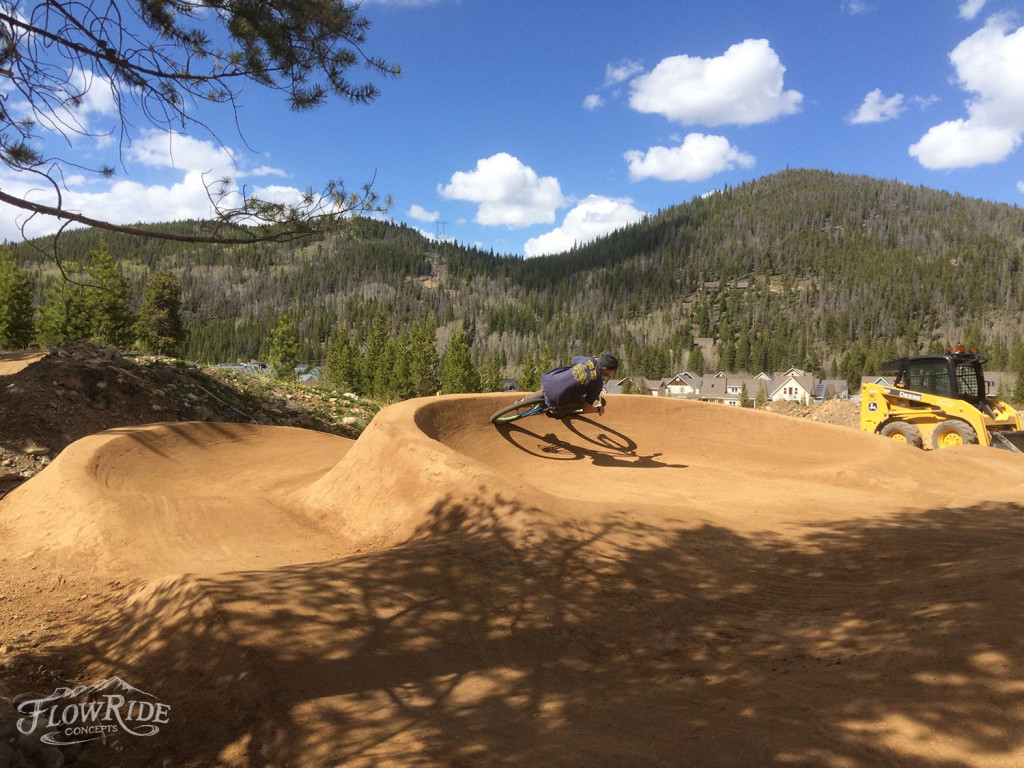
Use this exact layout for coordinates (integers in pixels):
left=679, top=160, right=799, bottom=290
left=324, top=325, right=360, bottom=393
left=375, top=333, right=414, bottom=401
left=392, top=331, right=416, bottom=400
left=408, top=315, right=440, bottom=396
left=361, top=312, right=390, bottom=396
left=441, top=329, right=480, bottom=393
left=134, top=272, right=185, bottom=356
left=718, top=339, right=735, bottom=372
left=755, top=381, right=769, bottom=408
left=0, top=248, right=35, bottom=349
left=840, top=339, right=869, bottom=393
left=735, top=330, right=751, bottom=373
left=480, top=349, right=503, bottom=392
left=802, top=348, right=823, bottom=378
left=687, top=345, right=705, bottom=375
left=268, top=314, right=301, bottom=380
left=86, top=241, right=134, bottom=348
left=519, top=349, right=540, bottom=391
left=36, top=266, right=92, bottom=348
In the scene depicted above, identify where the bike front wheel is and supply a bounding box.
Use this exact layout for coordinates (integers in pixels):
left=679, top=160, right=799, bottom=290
left=489, top=394, right=548, bottom=424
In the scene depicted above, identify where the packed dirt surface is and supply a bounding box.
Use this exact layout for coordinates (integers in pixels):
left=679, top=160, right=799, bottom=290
left=3, top=351, right=1024, bottom=767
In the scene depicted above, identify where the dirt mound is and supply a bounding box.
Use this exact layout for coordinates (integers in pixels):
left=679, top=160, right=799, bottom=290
left=0, top=342, right=377, bottom=498
left=4, top=392, right=1024, bottom=767
left=1, top=422, right=355, bottom=577
left=763, top=397, right=861, bottom=428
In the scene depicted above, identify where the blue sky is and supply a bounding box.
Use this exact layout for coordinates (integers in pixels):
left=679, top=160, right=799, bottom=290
left=3, top=0, right=1024, bottom=257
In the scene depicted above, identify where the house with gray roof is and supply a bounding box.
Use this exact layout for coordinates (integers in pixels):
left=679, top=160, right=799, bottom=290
left=649, top=366, right=850, bottom=406
left=768, top=368, right=816, bottom=404
left=662, top=372, right=702, bottom=398
left=691, top=373, right=761, bottom=406
left=816, top=378, right=849, bottom=400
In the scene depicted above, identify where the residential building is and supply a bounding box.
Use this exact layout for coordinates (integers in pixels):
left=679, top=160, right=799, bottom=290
left=645, top=367, right=850, bottom=406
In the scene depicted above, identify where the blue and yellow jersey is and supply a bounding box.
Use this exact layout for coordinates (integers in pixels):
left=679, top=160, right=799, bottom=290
left=571, top=357, right=598, bottom=386
left=541, top=355, right=604, bottom=407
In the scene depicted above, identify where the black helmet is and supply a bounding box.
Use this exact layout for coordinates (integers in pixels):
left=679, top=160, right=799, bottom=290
left=598, top=351, right=619, bottom=371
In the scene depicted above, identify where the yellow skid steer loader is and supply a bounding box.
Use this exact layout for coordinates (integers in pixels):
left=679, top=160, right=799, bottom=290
left=860, top=349, right=1024, bottom=452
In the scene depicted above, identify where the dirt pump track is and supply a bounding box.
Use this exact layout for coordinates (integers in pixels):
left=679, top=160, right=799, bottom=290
left=3, top=392, right=1024, bottom=766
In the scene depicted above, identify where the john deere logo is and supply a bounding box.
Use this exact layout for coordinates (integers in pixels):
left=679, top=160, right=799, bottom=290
left=16, top=676, right=170, bottom=746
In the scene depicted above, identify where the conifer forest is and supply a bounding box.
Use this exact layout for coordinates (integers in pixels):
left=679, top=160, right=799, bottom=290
left=5, top=169, right=1024, bottom=397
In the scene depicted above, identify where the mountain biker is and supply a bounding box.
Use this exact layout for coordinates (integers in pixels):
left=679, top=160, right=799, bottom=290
left=535, top=351, right=620, bottom=418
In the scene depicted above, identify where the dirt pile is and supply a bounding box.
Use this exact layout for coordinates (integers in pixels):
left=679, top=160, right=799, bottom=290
left=764, top=397, right=861, bottom=428
left=0, top=341, right=377, bottom=498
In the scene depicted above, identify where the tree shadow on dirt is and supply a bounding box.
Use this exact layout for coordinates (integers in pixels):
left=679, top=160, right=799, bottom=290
left=9, top=498, right=1024, bottom=767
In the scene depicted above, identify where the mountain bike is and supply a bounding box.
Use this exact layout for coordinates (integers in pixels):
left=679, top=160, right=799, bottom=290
left=489, top=393, right=600, bottom=424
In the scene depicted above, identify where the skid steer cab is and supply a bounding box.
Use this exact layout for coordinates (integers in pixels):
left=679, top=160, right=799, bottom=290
left=860, top=348, right=1024, bottom=453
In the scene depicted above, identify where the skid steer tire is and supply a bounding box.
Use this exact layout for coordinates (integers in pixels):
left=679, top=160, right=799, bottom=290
left=931, top=420, right=978, bottom=449
left=879, top=421, right=924, bottom=448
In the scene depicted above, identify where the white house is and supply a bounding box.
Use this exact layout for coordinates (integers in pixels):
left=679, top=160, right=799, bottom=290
left=768, top=368, right=816, bottom=403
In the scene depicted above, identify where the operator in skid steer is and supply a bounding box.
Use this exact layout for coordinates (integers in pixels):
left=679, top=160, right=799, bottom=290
left=860, top=345, right=1024, bottom=453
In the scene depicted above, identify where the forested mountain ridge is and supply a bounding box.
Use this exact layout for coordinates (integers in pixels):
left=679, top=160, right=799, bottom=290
left=8, top=168, right=1024, bottom=387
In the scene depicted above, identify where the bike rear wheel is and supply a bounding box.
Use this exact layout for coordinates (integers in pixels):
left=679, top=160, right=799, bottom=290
left=489, top=394, right=548, bottom=424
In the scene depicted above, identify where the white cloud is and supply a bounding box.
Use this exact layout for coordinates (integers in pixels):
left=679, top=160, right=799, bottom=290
left=849, top=89, right=905, bottom=124
left=0, top=131, right=305, bottom=241
left=523, top=195, right=647, bottom=258
left=910, top=17, right=1024, bottom=169
left=949, top=16, right=1024, bottom=128
left=128, top=129, right=237, bottom=174
left=842, top=0, right=871, bottom=14
left=584, top=60, right=642, bottom=110
left=437, top=152, right=566, bottom=227
left=7, top=170, right=233, bottom=236
left=67, top=69, right=118, bottom=119
left=250, top=165, right=289, bottom=178
left=624, top=134, right=755, bottom=182
left=6, top=68, right=118, bottom=139
left=605, top=59, right=644, bottom=86
left=959, top=0, right=987, bottom=20
left=909, top=119, right=1019, bottom=168
left=628, top=40, right=803, bottom=127
left=408, top=203, right=439, bottom=222
left=1017, top=179, right=1024, bottom=194
left=250, top=184, right=306, bottom=209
